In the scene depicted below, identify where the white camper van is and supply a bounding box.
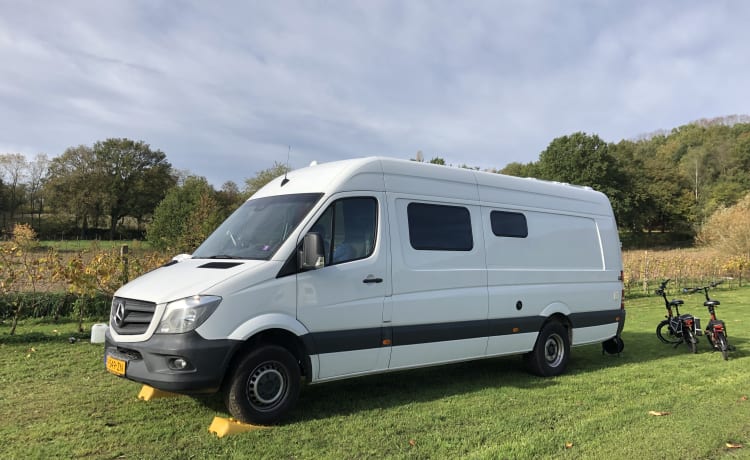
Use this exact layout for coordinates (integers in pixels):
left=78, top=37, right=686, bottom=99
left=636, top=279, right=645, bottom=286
left=105, top=157, right=625, bottom=424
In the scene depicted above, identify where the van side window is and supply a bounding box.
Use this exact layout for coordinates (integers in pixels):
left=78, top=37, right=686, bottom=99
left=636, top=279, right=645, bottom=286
left=407, top=203, right=473, bottom=251
left=309, top=197, right=377, bottom=265
left=490, top=211, right=528, bottom=238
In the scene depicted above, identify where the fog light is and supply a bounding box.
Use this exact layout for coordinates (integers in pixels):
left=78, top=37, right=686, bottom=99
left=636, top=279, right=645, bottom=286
left=170, top=358, right=189, bottom=370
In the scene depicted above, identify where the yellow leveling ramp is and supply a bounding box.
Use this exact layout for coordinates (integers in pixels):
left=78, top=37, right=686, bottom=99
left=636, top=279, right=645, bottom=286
left=208, top=417, right=268, bottom=437
left=137, top=385, right=180, bottom=400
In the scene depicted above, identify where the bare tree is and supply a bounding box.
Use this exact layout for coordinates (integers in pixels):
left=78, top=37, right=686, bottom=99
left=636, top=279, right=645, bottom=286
left=27, top=153, right=49, bottom=227
left=0, top=153, right=28, bottom=225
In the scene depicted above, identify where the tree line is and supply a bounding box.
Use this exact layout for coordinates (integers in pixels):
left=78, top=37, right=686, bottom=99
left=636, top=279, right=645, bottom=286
left=2, top=115, right=750, bottom=250
left=499, top=115, right=750, bottom=246
left=0, top=139, right=287, bottom=250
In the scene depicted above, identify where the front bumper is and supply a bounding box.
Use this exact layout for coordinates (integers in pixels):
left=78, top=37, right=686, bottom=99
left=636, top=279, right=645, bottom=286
left=104, top=329, right=242, bottom=393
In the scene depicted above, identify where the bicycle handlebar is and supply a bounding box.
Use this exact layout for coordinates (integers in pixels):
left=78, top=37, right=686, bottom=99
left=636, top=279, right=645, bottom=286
left=655, top=279, right=671, bottom=296
left=683, top=280, right=725, bottom=302
left=683, top=280, right=724, bottom=293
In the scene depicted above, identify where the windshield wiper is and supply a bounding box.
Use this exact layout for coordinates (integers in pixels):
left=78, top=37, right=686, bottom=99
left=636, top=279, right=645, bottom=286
left=207, top=255, right=240, bottom=259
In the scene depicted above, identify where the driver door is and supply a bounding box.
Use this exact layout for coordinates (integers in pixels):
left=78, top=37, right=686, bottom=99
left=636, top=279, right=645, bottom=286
left=296, top=192, right=390, bottom=380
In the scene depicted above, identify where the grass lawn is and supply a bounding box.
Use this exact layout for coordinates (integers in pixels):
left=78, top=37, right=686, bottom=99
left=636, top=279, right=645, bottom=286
left=1, top=287, right=749, bottom=459
left=39, top=239, right=153, bottom=253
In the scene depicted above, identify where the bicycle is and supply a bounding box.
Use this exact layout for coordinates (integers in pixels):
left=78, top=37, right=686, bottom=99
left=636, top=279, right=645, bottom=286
left=655, top=279, right=700, bottom=353
left=683, top=281, right=733, bottom=360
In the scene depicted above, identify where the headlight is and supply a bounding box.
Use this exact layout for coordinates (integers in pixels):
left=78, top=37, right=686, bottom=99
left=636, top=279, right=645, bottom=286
left=157, top=295, right=221, bottom=334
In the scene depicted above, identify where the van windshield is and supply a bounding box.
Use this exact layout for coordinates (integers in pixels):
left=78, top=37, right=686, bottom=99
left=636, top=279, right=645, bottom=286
left=192, top=193, right=323, bottom=260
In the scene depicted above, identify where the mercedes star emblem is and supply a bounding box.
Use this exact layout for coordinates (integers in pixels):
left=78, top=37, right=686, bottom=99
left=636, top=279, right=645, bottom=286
left=113, top=301, right=126, bottom=328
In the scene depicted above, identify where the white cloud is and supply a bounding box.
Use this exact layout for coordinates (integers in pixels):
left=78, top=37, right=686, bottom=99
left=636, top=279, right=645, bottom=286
left=0, top=1, right=748, bottom=184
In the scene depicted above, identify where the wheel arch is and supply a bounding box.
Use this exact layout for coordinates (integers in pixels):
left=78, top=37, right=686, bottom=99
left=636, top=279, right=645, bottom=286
left=223, top=314, right=314, bottom=387
left=229, top=329, right=313, bottom=383
left=541, top=310, right=573, bottom=343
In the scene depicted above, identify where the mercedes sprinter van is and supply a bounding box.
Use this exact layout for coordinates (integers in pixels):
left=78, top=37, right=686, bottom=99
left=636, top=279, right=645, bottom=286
left=105, top=157, right=625, bottom=424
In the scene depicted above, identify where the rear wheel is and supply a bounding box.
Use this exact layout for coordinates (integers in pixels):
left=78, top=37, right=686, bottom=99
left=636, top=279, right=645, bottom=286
left=683, top=328, right=697, bottom=354
left=704, top=330, right=714, bottom=349
left=223, top=345, right=301, bottom=425
left=656, top=320, right=681, bottom=344
left=715, top=331, right=729, bottom=361
left=525, top=321, right=570, bottom=377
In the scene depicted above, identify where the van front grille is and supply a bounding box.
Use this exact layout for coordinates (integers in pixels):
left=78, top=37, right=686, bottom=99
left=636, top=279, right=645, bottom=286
left=111, top=297, right=156, bottom=335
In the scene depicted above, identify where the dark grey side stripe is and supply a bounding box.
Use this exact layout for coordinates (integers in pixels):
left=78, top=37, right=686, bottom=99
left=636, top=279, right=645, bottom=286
left=393, top=320, right=486, bottom=347
left=308, top=328, right=382, bottom=354
left=488, top=316, right=546, bottom=337
left=570, top=309, right=623, bottom=328
left=303, top=309, right=622, bottom=355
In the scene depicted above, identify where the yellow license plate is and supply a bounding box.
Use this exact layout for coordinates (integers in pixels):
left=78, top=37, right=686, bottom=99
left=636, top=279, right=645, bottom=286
left=106, top=355, right=126, bottom=376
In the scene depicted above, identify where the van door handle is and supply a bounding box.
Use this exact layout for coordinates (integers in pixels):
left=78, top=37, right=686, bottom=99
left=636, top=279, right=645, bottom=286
left=363, top=277, right=383, bottom=284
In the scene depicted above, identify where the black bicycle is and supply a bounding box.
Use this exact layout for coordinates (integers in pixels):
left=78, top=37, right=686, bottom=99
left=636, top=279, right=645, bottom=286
left=683, top=281, right=733, bottom=360
left=655, top=279, right=700, bottom=353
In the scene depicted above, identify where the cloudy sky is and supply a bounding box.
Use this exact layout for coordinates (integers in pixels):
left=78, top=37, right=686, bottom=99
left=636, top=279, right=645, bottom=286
left=1, top=1, right=748, bottom=186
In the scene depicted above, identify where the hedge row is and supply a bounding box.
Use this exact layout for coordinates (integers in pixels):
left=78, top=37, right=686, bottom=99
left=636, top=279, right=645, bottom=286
left=0, top=292, right=111, bottom=321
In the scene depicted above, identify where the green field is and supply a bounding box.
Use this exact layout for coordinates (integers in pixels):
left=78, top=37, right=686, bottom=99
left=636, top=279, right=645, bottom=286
left=38, top=239, right=152, bottom=252
left=1, top=288, right=749, bottom=459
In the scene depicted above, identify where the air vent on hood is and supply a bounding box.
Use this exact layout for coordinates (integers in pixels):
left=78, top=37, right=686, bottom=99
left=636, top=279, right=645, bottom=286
left=198, top=262, right=243, bottom=269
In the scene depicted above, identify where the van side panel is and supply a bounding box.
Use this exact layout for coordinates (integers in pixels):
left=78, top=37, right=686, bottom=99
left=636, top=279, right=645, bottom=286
left=596, top=216, right=623, bottom=271
left=486, top=210, right=603, bottom=270
left=481, top=204, right=622, bottom=355
left=386, top=192, right=490, bottom=369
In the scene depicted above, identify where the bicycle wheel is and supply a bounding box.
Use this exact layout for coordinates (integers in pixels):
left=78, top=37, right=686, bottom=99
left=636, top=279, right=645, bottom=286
left=684, top=328, right=698, bottom=354
left=715, top=331, right=729, bottom=361
left=704, top=330, right=714, bottom=349
left=656, top=320, right=681, bottom=344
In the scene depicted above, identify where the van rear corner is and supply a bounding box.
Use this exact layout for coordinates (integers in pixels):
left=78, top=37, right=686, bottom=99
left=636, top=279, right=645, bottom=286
left=602, top=271, right=626, bottom=355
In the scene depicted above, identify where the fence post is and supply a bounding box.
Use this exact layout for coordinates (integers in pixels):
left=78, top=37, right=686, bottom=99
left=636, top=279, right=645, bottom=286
left=121, top=244, right=129, bottom=284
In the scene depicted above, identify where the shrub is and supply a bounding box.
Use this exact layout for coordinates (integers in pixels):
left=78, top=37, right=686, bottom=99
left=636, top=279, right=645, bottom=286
left=0, top=224, right=60, bottom=334
left=696, top=192, right=750, bottom=259
left=0, top=292, right=110, bottom=321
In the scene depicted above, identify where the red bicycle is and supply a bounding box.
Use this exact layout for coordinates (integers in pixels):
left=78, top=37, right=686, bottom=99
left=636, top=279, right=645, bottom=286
left=683, top=281, right=733, bottom=360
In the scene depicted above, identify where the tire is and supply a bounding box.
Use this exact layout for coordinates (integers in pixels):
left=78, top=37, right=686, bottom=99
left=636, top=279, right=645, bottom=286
left=525, top=321, right=570, bottom=377
left=704, top=330, right=714, bottom=349
left=683, top=328, right=697, bottom=354
left=223, top=345, right=301, bottom=425
left=715, top=331, right=729, bottom=361
left=656, top=320, right=681, bottom=344
left=602, top=336, right=624, bottom=355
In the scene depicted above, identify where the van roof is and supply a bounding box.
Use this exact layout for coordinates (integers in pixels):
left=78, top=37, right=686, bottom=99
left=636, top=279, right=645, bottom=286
left=252, top=156, right=613, bottom=216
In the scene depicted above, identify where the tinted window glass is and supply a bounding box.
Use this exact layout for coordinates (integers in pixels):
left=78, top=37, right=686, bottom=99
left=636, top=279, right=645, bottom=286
left=490, top=211, right=528, bottom=238
left=193, top=193, right=322, bottom=260
left=308, top=197, right=377, bottom=265
left=407, top=203, right=473, bottom=251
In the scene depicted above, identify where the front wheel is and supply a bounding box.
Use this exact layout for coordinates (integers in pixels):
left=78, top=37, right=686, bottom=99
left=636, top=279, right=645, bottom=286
left=223, top=345, right=301, bottom=425
left=715, top=331, right=729, bottom=361
left=525, top=321, right=570, bottom=377
left=656, top=320, right=681, bottom=344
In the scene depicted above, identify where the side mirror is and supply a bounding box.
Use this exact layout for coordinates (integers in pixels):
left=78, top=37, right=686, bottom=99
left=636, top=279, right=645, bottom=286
left=299, top=233, right=325, bottom=270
